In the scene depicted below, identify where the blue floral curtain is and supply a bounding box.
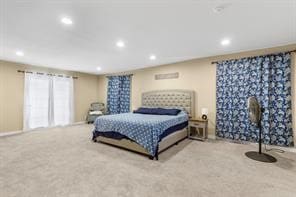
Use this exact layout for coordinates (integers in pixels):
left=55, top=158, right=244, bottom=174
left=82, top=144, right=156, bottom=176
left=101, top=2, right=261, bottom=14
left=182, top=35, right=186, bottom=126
left=107, top=75, right=131, bottom=114
left=216, top=52, right=293, bottom=147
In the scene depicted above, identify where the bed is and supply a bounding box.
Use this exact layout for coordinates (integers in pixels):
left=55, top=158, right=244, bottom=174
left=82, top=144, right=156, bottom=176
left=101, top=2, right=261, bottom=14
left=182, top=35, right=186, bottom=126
left=92, top=90, right=195, bottom=160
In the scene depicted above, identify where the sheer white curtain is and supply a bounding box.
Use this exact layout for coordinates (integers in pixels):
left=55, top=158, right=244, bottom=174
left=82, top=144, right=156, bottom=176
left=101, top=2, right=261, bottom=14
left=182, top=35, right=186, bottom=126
left=23, top=73, right=74, bottom=130
left=53, top=76, right=74, bottom=126
left=24, top=73, right=51, bottom=130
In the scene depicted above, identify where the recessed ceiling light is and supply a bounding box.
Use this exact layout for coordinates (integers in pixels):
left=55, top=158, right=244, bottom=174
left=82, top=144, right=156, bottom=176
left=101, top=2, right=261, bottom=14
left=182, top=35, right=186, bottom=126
left=213, top=6, right=224, bottom=13
left=16, top=50, right=24, bottom=57
left=61, top=17, right=73, bottom=25
left=116, top=40, right=125, bottom=48
left=213, top=3, right=231, bottom=14
left=221, top=38, right=231, bottom=46
left=96, top=67, right=102, bottom=71
left=149, top=54, right=156, bottom=60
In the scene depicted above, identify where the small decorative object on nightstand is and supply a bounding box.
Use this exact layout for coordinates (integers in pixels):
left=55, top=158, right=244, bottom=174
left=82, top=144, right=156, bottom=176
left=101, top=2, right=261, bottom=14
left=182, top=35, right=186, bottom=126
left=201, top=108, right=208, bottom=120
left=188, top=117, right=208, bottom=141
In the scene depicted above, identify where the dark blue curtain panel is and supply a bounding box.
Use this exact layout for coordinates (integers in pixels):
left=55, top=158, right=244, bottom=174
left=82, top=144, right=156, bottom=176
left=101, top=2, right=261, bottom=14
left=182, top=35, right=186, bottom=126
left=107, top=75, right=131, bottom=114
left=216, top=52, right=293, bottom=146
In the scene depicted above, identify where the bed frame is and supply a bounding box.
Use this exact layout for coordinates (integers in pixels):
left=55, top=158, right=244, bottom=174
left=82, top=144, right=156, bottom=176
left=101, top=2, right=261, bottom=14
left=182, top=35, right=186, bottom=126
left=95, top=89, right=195, bottom=160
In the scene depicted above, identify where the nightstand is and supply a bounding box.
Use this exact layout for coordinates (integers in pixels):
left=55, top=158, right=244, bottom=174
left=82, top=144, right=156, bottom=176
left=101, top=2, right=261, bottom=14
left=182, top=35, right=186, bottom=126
left=188, top=118, right=208, bottom=141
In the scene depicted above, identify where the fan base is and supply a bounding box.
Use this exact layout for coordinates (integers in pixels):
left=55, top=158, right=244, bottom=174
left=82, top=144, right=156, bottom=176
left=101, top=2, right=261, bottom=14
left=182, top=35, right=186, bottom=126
left=245, top=151, right=277, bottom=163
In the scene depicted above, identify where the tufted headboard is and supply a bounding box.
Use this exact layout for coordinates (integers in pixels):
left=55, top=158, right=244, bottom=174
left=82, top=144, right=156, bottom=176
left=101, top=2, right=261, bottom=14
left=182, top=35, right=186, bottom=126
left=142, top=90, right=195, bottom=117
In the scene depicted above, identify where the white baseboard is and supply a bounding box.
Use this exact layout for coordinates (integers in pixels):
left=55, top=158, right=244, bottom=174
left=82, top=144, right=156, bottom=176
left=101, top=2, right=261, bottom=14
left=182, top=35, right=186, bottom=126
left=207, top=134, right=216, bottom=140
left=261, top=143, right=296, bottom=153
left=0, top=130, right=23, bottom=137
left=71, top=121, right=86, bottom=125
left=214, top=136, right=296, bottom=153
left=0, top=121, right=87, bottom=137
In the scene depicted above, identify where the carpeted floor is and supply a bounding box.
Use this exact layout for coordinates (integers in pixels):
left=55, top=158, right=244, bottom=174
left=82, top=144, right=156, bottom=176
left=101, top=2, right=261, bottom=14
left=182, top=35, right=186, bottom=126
left=0, top=124, right=296, bottom=197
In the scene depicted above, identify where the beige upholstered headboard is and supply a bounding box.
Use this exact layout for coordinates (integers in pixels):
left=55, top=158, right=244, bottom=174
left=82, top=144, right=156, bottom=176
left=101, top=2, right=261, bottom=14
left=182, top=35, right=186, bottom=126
left=142, top=90, right=195, bottom=117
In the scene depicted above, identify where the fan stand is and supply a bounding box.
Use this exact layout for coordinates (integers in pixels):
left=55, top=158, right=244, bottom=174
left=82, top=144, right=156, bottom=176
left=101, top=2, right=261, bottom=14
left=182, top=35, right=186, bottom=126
left=245, top=123, right=277, bottom=163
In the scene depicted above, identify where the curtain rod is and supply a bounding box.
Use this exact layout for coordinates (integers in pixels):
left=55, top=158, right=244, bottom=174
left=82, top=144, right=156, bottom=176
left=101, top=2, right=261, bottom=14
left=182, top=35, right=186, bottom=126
left=211, top=50, right=296, bottom=64
left=105, top=73, right=133, bottom=77
left=17, top=70, right=78, bottom=79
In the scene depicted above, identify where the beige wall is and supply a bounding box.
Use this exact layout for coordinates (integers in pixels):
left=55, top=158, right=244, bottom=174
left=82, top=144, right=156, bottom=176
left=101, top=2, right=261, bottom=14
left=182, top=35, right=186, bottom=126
left=0, top=60, right=100, bottom=132
left=98, top=44, right=296, bottom=137
left=2, top=44, right=295, bottom=135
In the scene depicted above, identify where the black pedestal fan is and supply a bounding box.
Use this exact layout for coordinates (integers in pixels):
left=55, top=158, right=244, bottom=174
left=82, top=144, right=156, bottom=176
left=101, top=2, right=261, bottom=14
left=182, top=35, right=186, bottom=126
left=245, top=97, right=277, bottom=163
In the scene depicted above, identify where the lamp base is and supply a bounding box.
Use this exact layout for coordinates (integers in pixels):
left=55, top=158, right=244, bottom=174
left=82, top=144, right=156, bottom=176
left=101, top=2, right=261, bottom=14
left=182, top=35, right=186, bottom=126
left=245, top=151, right=277, bottom=163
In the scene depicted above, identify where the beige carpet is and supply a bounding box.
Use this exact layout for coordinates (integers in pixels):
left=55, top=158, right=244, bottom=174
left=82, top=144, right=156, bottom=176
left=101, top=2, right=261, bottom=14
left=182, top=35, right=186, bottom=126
left=0, top=124, right=296, bottom=197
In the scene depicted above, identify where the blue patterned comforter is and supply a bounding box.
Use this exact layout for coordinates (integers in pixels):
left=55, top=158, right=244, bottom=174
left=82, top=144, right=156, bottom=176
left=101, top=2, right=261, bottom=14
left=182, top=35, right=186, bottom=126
left=93, top=111, right=188, bottom=156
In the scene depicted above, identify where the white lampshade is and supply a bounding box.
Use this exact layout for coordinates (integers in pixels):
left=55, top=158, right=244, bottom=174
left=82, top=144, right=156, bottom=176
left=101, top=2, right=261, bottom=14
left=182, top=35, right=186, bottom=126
left=201, top=108, right=208, bottom=115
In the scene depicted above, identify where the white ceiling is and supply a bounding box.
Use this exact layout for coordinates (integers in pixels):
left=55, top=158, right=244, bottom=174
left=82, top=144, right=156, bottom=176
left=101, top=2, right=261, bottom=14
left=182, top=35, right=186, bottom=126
left=0, top=0, right=295, bottom=74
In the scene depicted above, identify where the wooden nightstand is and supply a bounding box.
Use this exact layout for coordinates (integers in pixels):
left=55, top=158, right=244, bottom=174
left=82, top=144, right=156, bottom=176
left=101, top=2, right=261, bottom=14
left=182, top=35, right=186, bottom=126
left=188, top=118, right=208, bottom=141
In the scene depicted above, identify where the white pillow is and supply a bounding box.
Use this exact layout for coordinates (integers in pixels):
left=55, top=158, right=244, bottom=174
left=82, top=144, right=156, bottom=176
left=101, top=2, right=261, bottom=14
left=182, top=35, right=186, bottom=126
left=89, top=111, right=103, bottom=115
